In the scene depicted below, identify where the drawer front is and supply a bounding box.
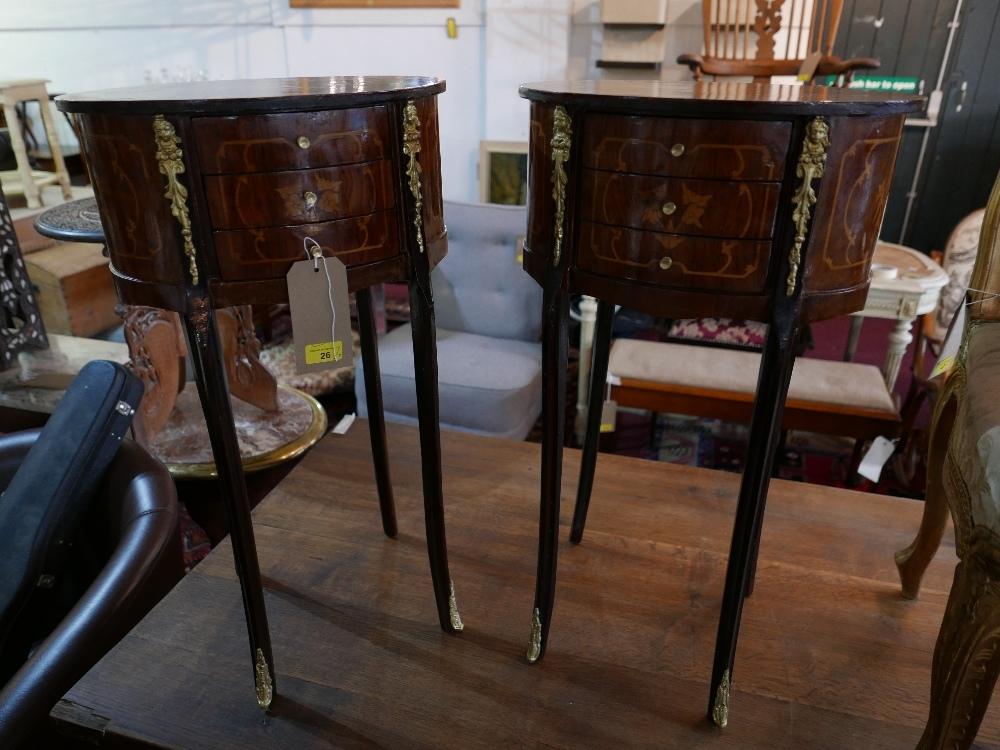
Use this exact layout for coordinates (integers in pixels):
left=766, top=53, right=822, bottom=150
left=581, top=170, right=780, bottom=239
left=205, top=160, right=395, bottom=230
left=583, top=114, right=791, bottom=181
left=578, top=222, right=771, bottom=293
left=212, top=210, right=400, bottom=281
left=193, top=106, right=389, bottom=174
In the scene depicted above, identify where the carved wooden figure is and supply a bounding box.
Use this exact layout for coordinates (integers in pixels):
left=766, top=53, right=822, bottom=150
left=519, top=80, right=921, bottom=728
left=0, top=185, right=47, bottom=369
left=57, top=77, right=461, bottom=711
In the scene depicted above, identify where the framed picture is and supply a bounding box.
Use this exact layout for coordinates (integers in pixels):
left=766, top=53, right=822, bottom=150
left=290, top=1, right=459, bottom=7
left=478, top=140, right=528, bottom=206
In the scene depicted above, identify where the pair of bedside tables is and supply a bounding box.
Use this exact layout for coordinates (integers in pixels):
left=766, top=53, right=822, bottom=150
left=59, top=77, right=920, bottom=727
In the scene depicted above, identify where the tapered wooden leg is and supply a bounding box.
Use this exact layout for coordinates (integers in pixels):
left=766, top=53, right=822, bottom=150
left=743, top=428, right=789, bottom=599
left=917, top=546, right=1000, bottom=750
left=896, top=392, right=958, bottom=599
left=708, top=322, right=797, bottom=727
left=356, top=287, right=398, bottom=539
left=571, top=299, right=614, bottom=544
left=408, top=268, right=463, bottom=633
left=182, top=303, right=275, bottom=712
left=527, top=282, right=570, bottom=663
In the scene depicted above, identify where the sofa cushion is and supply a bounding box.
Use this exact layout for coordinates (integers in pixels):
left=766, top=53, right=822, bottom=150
left=433, top=201, right=541, bottom=342
left=356, top=324, right=542, bottom=440
left=608, top=338, right=897, bottom=413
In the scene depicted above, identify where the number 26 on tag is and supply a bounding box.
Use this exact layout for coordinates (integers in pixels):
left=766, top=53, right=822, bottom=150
left=305, top=341, right=343, bottom=365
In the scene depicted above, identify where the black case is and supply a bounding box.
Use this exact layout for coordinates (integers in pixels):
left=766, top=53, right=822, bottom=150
left=0, top=360, right=143, bottom=677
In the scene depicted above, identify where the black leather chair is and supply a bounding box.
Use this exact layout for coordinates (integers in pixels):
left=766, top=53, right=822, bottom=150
left=0, top=429, right=181, bottom=748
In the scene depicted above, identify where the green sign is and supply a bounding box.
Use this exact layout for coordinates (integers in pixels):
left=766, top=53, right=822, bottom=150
left=817, top=75, right=920, bottom=94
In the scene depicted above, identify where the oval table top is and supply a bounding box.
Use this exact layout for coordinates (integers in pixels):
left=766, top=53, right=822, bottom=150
left=56, top=76, right=445, bottom=116
left=519, top=80, right=924, bottom=117
left=33, top=196, right=104, bottom=244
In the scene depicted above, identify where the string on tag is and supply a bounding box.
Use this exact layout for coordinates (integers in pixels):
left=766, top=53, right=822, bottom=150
left=303, top=236, right=337, bottom=352
left=964, top=286, right=1000, bottom=308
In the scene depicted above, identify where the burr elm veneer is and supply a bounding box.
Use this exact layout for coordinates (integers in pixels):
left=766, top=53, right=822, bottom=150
left=56, top=76, right=462, bottom=712
left=519, top=80, right=923, bottom=729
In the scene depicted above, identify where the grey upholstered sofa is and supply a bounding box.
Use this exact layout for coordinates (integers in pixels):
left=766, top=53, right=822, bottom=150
left=356, top=201, right=542, bottom=440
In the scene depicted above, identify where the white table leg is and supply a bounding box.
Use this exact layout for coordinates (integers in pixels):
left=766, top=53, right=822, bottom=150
left=883, top=316, right=915, bottom=391
left=38, top=95, right=73, bottom=200
left=844, top=315, right=864, bottom=361
left=575, top=295, right=598, bottom=444
left=3, top=102, right=41, bottom=208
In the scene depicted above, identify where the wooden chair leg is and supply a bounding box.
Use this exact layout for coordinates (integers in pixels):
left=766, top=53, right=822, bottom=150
left=917, top=546, right=1000, bottom=750
left=896, top=396, right=957, bottom=599
left=356, top=287, right=398, bottom=539
left=527, top=282, right=570, bottom=663
left=570, top=299, right=614, bottom=544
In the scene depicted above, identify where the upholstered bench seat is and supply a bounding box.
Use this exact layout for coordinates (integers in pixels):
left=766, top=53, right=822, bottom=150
left=357, top=325, right=542, bottom=440
left=608, top=338, right=899, bottom=437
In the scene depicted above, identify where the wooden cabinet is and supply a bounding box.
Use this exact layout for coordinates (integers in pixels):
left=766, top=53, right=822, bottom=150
left=518, top=79, right=922, bottom=730
left=57, top=77, right=462, bottom=713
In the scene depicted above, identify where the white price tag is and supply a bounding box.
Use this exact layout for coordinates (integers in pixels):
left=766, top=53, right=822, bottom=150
left=332, top=413, right=356, bottom=435
left=857, top=436, right=897, bottom=483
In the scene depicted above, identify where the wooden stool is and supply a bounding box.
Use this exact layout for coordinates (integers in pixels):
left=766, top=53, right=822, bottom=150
left=0, top=80, right=72, bottom=208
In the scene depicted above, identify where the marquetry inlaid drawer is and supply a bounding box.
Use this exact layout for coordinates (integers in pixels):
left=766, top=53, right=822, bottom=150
left=193, top=106, right=389, bottom=174
left=582, top=114, right=791, bottom=181
left=212, top=210, right=400, bottom=281
left=204, top=160, right=395, bottom=230
left=577, top=221, right=771, bottom=293
left=581, top=170, right=780, bottom=239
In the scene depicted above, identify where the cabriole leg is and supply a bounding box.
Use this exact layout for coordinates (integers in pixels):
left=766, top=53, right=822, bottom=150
left=527, top=283, right=570, bottom=663
left=408, top=266, right=463, bottom=634
left=708, top=322, right=797, bottom=728
left=570, top=299, right=614, bottom=544
left=182, top=302, right=275, bottom=712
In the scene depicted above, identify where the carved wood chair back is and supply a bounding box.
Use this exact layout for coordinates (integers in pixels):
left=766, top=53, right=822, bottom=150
left=679, top=0, right=879, bottom=83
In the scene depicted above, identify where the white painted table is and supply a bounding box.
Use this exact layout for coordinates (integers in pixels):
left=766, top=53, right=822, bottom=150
left=854, top=241, right=949, bottom=389
left=574, top=241, right=948, bottom=441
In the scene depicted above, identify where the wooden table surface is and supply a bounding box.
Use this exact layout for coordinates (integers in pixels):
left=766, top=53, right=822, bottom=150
left=54, top=421, right=999, bottom=749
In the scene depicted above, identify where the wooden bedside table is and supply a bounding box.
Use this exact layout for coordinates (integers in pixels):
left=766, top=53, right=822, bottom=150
left=519, top=80, right=922, bottom=728
left=57, top=77, right=463, bottom=711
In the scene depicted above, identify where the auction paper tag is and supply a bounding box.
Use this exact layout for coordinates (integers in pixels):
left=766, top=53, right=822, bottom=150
left=857, top=435, right=897, bottom=483
left=797, top=51, right=822, bottom=81
left=600, top=399, right=617, bottom=433
left=930, top=354, right=955, bottom=380
left=287, top=254, right=354, bottom=375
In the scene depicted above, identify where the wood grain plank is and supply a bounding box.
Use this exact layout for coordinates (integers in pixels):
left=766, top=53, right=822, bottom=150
left=57, top=422, right=1000, bottom=749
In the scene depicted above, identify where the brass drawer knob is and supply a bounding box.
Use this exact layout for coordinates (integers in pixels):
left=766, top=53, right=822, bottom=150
left=671, top=143, right=685, bottom=157
left=303, top=191, right=318, bottom=209
left=659, top=256, right=673, bottom=270
left=297, top=135, right=311, bottom=149
left=662, top=201, right=677, bottom=216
